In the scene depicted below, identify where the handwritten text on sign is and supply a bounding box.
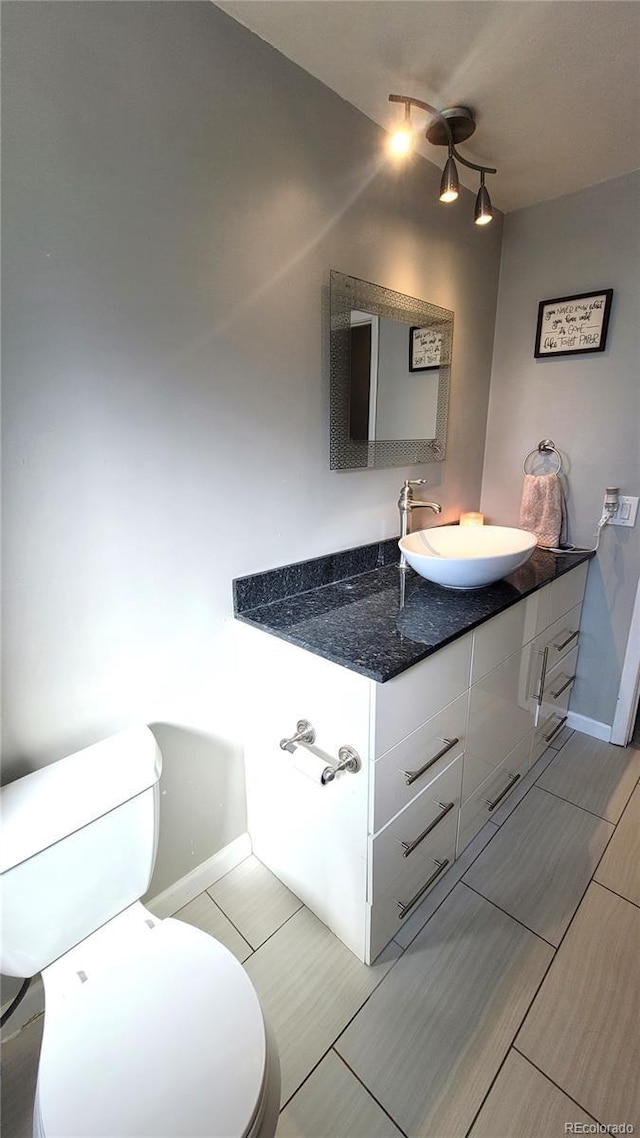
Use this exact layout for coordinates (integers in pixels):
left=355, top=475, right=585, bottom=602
left=535, top=290, right=613, bottom=358
left=410, top=327, right=441, bottom=371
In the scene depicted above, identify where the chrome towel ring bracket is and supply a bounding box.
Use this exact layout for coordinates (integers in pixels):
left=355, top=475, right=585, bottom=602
left=522, top=439, right=562, bottom=475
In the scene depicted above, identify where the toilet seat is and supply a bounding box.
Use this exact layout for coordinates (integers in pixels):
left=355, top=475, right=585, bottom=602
left=35, top=903, right=270, bottom=1138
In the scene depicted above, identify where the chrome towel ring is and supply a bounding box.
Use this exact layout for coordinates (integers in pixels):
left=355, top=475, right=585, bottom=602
left=523, top=439, right=562, bottom=475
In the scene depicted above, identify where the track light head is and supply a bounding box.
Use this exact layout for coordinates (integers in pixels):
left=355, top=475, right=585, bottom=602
left=388, top=100, right=414, bottom=158
left=439, top=152, right=459, bottom=203
left=389, top=125, right=414, bottom=157
left=474, top=172, right=493, bottom=225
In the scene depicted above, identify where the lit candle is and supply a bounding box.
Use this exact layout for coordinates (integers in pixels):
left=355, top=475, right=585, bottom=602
left=460, top=511, right=485, bottom=527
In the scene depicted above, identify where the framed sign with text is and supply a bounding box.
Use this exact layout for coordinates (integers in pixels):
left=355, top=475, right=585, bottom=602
left=534, top=289, right=613, bottom=359
left=409, top=326, right=442, bottom=372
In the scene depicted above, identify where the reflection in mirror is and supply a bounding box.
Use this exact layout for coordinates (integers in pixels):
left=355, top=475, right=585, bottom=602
left=330, top=272, right=453, bottom=470
left=349, top=312, right=441, bottom=442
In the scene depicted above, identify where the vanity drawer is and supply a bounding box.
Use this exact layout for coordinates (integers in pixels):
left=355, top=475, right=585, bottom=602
left=457, top=734, right=532, bottom=855
left=472, top=594, right=541, bottom=684
left=463, top=644, right=534, bottom=802
left=549, top=563, right=588, bottom=624
left=373, top=634, right=472, bottom=757
left=368, top=756, right=462, bottom=902
left=540, top=646, right=578, bottom=715
left=530, top=710, right=571, bottom=766
left=371, top=693, right=467, bottom=833
left=529, top=583, right=552, bottom=639
left=531, top=602, right=582, bottom=684
left=367, top=798, right=458, bottom=962
left=529, top=647, right=577, bottom=764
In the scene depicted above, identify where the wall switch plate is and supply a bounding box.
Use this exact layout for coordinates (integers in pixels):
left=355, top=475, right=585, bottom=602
left=609, top=495, right=639, bottom=527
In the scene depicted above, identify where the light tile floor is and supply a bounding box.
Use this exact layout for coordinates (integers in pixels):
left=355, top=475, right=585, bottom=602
left=2, top=731, right=639, bottom=1138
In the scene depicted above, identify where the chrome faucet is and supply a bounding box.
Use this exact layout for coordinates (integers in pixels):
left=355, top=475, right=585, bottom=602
left=398, top=479, right=442, bottom=569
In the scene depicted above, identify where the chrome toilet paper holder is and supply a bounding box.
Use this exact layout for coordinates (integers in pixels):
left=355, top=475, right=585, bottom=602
left=279, top=719, right=361, bottom=784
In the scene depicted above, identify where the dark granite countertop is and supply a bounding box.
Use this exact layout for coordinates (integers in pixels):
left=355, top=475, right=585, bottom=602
left=233, top=537, right=594, bottom=683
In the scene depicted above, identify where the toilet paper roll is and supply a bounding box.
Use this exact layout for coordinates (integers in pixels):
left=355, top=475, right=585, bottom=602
left=292, top=751, right=331, bottom=786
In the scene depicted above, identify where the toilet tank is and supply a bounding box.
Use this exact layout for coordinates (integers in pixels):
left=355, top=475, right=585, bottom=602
left=0, top=727, right=162, bottom=977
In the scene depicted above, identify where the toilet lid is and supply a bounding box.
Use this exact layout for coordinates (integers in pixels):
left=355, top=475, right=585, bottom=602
left=37, top=910, right=267, bottom=1138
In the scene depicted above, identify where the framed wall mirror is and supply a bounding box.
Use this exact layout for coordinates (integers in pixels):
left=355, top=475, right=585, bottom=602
left=329, top=270, right=453, bottom=470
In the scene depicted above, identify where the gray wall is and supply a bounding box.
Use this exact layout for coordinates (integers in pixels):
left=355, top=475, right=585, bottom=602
left=2, top=1, right=503, bottom=895
left=481, top=172, right=640, bottom=727
left=376, top=319, right=439, bottom=441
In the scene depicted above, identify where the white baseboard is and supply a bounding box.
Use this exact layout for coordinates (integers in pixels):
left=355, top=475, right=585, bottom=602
left=567, top=712, right=612, bottom=743
left=146, top=832, right=252, bottom=918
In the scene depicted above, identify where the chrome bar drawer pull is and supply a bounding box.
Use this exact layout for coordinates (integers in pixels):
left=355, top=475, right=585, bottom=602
left=535, top=646, right=549, bottom=706
left=401, top=801, right=455, bottom=858
left=544, top=715, right=568, bottom=744
left=402, top=738, right=459, bottom=786
left=533, top=645, right=549, bottom=727
left=279, top=719, right=316, bottom=753
left=550, top=674, right=576, bottom=700
left=396, top=858, right=450, bottom=920
left=553, top=628, right=579, bottom=652
left=485, top=772, right=521, bottom=812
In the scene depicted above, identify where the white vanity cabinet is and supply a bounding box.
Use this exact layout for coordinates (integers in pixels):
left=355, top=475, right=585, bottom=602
left=238, top=561, right=588, bottom=964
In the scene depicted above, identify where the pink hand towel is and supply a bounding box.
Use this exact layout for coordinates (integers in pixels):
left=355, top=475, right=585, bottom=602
left=519, top=473, right=563, bottom=548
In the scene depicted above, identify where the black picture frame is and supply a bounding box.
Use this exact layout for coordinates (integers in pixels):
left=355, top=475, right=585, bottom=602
left=409, top=325, right=442, bottom=372
left=534, top=289, right=613, bottom=359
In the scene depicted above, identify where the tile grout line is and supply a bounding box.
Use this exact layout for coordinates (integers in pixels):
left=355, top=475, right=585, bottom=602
left=592, top=879, right=640, bottom=913
left=460, top=881, right=558, bottom=949
left=331, top=1048, right=410, bottom=1138
left=534, top=782, right=623, bottom=823
left=277, top=1045, right=334, bottom=1116
left=276, top=1036, right=409, bottom=1138
left=328, top=940, right=407, bottom=1051
left=463, top=741, right=639, bottom=1136
left=589, top=767, right=640, bottom=911
left=463, top=1038, right=602, bottom=1138
left=203, top=860, right=304, bottom=954
left=510, top=1044, right=604, bottom=1126
left=197, top=892, right=255, bottom=957
left=277, top=944, right=407, bottom=1121
left=535, top=750, right=640, bottom=824
left=241, top=899, right=304, bottom=956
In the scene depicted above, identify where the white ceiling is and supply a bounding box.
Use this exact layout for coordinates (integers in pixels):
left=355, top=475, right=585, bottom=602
left=215, top=0, right=640, bottom=213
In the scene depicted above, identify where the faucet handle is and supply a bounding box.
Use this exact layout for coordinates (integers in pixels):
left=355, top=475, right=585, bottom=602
left=399, top=478, right=429, bottom=508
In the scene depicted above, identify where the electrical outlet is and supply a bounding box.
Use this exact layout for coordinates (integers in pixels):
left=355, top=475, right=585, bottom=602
left=609, top=495, right=639, bottom=527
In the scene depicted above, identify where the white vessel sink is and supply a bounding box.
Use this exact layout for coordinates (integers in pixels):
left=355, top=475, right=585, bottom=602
left=399, top=525, right=537, bottom=589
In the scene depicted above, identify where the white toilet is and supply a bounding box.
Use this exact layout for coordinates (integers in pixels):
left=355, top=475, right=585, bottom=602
left=0, top=727, right=280, bottom=1138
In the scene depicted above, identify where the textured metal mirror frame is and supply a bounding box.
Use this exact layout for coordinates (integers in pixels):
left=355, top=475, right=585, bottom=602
left=329, top=271, right=453, bottom=470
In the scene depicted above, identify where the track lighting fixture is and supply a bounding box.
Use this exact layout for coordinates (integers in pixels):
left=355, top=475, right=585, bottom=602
left=474, top=171, right=493, bottom=225
left=388, top=94, right=496, bottom=226
left=388, top=99, right=413, bottom=158
left=439, top=143, right=459, bottom=203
